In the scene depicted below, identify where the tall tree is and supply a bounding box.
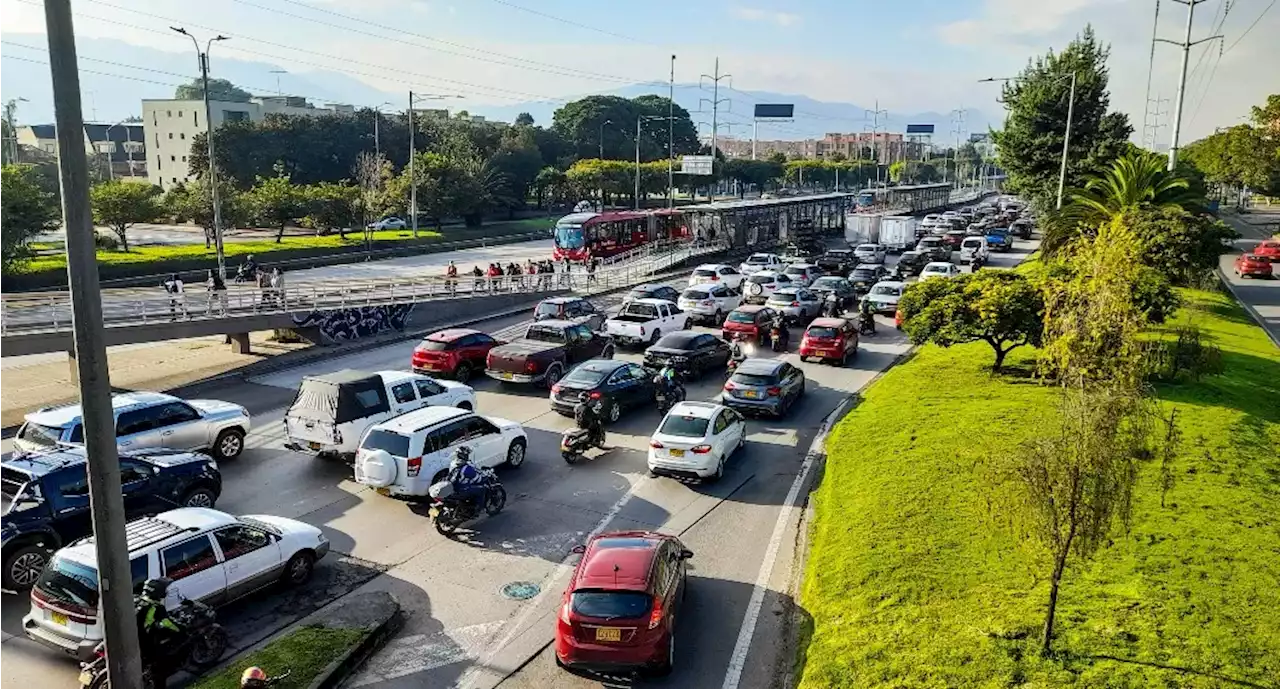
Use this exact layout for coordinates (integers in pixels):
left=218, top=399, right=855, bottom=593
left=897, top=271, right=1045, bottom=372
left=533, top=166, right=568, bottom=209
left=162, top=176, right=248, bottom=247
left=89, top=180, right=162, bottom=252
left=246, top=172, right=307, bottom=242
left=304, top=181, right=360, bottom=238
left=1, top=164, right=60, bottom=268
left=174, top=77, right=252, bottom=102
left=487, top=128, right=544, bottom=211
left=552, top=94, right=698, bottom=162
left=514, top=112, right=535, bottom=127
left=992, top=26, right=1133, bottom=210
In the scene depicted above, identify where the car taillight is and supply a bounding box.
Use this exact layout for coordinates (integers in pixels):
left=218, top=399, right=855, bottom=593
left=560, top=601, right=572, bottom=625
left=648, top=597, right=664, bottom=630
left=650, top=440, right=664, bottom=449
left=702, top=300, right=715, bottom=306
left=691, top=445, right=712, bottom=454
left=406, top=456, right=422, bottom=477
left=791, top=301, right=800, bottom=307
left=709, top=275, right=719, bottom=281
left=590, top=391, right=602, bottom=399
left=724, top=382, right=735, bottom=390
left=766, top=386, right=781, bottom=396
left=525, top=361, right=539, bottom=373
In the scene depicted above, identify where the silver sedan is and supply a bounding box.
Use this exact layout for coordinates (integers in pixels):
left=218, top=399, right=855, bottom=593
left=765, top=288, right=822, bottom=323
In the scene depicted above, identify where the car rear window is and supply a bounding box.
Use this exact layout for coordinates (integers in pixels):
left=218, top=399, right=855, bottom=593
left=562, top=366, right=610, bottom=387
left=17, top=422, right=65, bottom=447
left=851, top=269, right=878, bottom=280
left=627, top=289, right=655, bottom=301
left=748, top=254, right=771, bottom=262
left=870, top=285, right=901, bottom=296
left=418, top=339, right=450, bottom=352
left=35, top=554, right=150, bottom=608
left=727, top=311, right=757, bottom=324
left=659, top=414, right=710, bottom=437
left=747, top=275, right=775, bottom=285
left=682, top=289, right=711, bottom=300
left=361, top=429, right=411, bottom=457
left=535, top=302, right=563, bottom=318
left=768, top=290, right=799, bottom=302
left=731, top=372, right=776, bottom=387
left=806, top=326, right=840, bottom=339
left=571, top=591, right=653, bottom=620
left=693, top=268, right=719, bottom=277
left=810, top=278, right=843, bottom=290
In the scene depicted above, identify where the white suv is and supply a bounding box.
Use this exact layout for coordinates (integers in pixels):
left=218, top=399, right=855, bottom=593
left=23, top=508, right=327, bottom=660
left=354, top=407, right=527, bottom=498
left=678, top=283, right=742, bottom=324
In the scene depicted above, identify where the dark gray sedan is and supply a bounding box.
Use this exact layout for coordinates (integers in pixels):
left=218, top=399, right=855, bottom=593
left=720, top=359, right=806, bottom=418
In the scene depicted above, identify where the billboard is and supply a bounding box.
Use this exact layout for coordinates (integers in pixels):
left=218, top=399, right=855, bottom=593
left=753, top=104, right=795, bottom=119
left=969, top=132, right=991, bottom=143
left=681, top=155, right=715, bottom=176
left=905, top=123, right=935, bottom=134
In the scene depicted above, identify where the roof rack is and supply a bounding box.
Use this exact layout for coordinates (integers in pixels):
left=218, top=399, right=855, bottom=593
left=72, top=516, right=196, bottom=552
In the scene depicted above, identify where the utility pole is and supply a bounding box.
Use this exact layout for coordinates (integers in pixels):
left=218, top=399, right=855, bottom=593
left=948, top=108, right=966, bottom=185
left=1159, top=0, right=1223, bottom=170
left=668, top=54, right=675, bottom=208
left=1142, top=0, right=1162, bottom=139
left=173, top=27, right=228, bottom=280
left=699, top=57, right=732, bottom=173
left=1055, top=72, right=1077, bottom=210
left=409, top=90, right=417, bottom=238
left=44, top=4, right=143, bottom=689
left=598, top=118, right=612, bottom=159
left=1144, top=96, right=1171, bottom=149
left=864, top=101, right=888, bottom=186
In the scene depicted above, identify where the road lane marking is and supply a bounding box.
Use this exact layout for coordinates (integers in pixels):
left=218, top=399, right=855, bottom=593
left=720, top=398, right=848, bottom=689
left=347, top=620, right=507, bottom=687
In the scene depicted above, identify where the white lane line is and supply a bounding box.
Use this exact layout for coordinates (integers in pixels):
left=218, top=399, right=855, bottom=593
left=455, top=474, right=648, bottom=689
left=347, top=620, right=507, bottom=687
left=720, top=398, right=848, bottom=689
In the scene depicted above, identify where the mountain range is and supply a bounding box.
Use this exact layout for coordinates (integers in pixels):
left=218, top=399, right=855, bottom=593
left=2, top=32, right=995, bottom=142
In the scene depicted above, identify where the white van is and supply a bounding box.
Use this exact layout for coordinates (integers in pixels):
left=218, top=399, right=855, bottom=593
left=960, top=236, right=990, bottom=263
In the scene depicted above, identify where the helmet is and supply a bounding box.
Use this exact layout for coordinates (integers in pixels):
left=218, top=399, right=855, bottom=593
left=450, top=446, right=473, bottom=471
left=240, top=667, right=268, bottom=688
left=140, top=577, right=172, bottom=601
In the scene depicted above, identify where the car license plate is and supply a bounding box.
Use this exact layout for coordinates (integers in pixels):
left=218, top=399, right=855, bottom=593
left=376, top=487, right=391, bottom=496
left=308, top=441, right=321, bottom=451
left=52, top=612, right=68, bottom=626
left=499, top=372, right=514, bottom=380
left=595, top=627, right=622, bottom=642
left=79, top=671, right=94, bottom=687
left=744, top=390, right=760, bottom=399
left=428, top=507, right=440, bottom=518
left=670, top=449, right=685, bottom=458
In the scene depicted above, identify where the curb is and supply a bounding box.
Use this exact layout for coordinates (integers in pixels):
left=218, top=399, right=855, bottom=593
left=1214, top=267, right=1280, bottom=349
left=308, top=609, right=405, bottom=689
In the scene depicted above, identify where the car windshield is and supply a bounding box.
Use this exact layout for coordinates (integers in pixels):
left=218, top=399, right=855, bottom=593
left=851, top=269, right=878, bottom=280
left=682, top=289, right=711, bottom=300
left=554, top=224, right=585, bottom=250
left=746, top=254, right=772, bottom=264
left=628, top=289, right=659, bottom=301
left=962, top=239, right=983, bottom=248
left=747, top=275, right=776, bottom=285
left=807, top=326, right=840, bottom=339
left=17, top=422, right=64, bottom=447
left=784, top=267, right=807, bottom=275
left=924, top=266, right=946, bottom=274
left=692, top=268, right=719, bottom=277
left=524, top=326, right=567, bottom=343
left=2, top=468, right=32, bottom=515
left=871, top=285, right=901, bottom=296
left=361, top=429, right=410, bottom=457
left=856, top=245, right=877, bottom=252
left=810, top=278, right=844, bottom=291
left=727, top=311, right=758, bottom=324
left=571, top=591, right=653, bottom=620
left=731, top=372, right=776, bottom=387
left=535, top=302, right=565, bottom=318
left=562, top=366, right=610, bottom=387
left=659, top=414, right=711, bottom=437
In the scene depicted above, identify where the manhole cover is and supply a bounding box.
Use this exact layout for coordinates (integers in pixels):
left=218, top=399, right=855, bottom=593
left=501, top=581, right=541, bottom=600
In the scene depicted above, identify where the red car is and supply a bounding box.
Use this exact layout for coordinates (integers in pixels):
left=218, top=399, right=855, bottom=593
left=721, top=305, right=779, bottom=344
left=410, top=328, right=503, bottom=382
left=1253, top=240, right=1280, bottom=261
left=1234, top=253, right=1274, bottom=279
left=555, top=531, right=692, bottom=676
left=799, top=317, right=859, bottom=365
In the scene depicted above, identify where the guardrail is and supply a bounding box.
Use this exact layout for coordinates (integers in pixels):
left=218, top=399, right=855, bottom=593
left=0, top=239, right=730, bottom=337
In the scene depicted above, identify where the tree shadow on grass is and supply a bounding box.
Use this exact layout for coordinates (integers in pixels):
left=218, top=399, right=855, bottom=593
left=1071, top=654, right=1275, bottom=689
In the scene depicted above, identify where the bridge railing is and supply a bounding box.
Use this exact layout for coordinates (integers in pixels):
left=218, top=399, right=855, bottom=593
left=1, top=239, right=730, bottom=336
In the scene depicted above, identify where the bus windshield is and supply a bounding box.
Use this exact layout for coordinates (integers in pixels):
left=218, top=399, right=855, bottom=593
left=554, top=223, right=586, bottom=250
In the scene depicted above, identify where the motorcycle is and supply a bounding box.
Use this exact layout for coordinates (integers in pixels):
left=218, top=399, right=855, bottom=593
left=770, top=322, right=790, bottom=352
left=653, top=374, right=686, bottom=413
left=858, top=310, right=877, bottom=336
left=428, top=468, right=506, bottom=535
left=561, top=425, right=605, bottom=464
left=969, top=255, right=984, bottom=272
left=79, top=600, right=227, bottom=689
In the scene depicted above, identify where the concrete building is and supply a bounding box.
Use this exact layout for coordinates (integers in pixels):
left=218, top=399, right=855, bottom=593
left=143, top=96, right=353, bottom=189
left=14, top=122, right=147, bottom=178
left=714, top=131, right=923, bottom=162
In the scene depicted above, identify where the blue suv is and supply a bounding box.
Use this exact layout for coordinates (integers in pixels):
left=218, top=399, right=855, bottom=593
left=1, top=446, right=222, bottom=590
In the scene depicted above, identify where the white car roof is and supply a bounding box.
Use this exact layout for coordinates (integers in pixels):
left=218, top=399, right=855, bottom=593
left=750, top=270, right=786, bottom=279
left=376, top=370, right=425, bottom=385
left=25, top=391, right=181, bottom=428
left=695, top=263, right=733, bottom=271
left=663, top=401, right=722, bottom=420
left=624, top=298, right=678, bottom=307
left=784, top=263, right=817, bottom=270
left=923, top=262, right=953, bottom=270
left=871, top=281, right=905, bottom=290
left=58, top=508, right=240, bottom=565
left=376, top=406, right=471, bottom=433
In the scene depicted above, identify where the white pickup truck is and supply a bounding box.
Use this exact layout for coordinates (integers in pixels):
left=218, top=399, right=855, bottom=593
left=604, top=298, right=690, bottom=347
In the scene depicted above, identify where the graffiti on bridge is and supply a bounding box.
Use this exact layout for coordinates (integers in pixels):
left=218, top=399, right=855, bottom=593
left=291, top=304, right=415, bottom=343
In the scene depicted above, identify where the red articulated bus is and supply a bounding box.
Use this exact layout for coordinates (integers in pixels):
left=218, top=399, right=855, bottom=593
left=552, top=209, right=691, bottom=262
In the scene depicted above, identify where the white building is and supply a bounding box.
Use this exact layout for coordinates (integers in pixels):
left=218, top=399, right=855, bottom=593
left=143, top=96, right=353, bottom=189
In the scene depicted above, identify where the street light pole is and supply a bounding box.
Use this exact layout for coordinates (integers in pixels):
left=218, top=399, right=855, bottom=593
left=44, top=3, right=144, bottom=689
left=599, top=119, right=612, bottom=159
left=172, top=27, right=228, bottom=279
left=1055, top=71, right=1077, bottom=210
left=668, top=54, right=675, bottom=209
left=406, top=92, right=461, bottom=237
left=372, top=101, right=392, bottom=159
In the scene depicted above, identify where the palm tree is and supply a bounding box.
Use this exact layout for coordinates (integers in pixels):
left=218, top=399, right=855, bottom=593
left=1042, top=151, right=1204, bottom=254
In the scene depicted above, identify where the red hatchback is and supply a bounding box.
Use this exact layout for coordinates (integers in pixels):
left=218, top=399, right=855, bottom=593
left=799, top=317, right=859, bottom=365
left=721, top=305, right=778, bottom=344
left=556, top=531, right=692, bottom=677
left=1254, top=240, right=1280, bottom=261
left=1234, top=253, right=1274, bottom=279
left=410, top=328, right=503, bottom=382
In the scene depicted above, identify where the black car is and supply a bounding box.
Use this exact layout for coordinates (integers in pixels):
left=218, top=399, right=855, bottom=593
left=815, top=249, right=856, bottom=275
left=895, top=250, right=929, bottom=277
left=808, top=276, right=858, bottom=311
left=1, top=446, right=222, bottom=590
left=643, top=332, right=732, bottom=378
left=549, top=359, right=656, bottom=421
left=848, top=264, right=888, bottom=294
left=625, top=284, right=682, bottom=304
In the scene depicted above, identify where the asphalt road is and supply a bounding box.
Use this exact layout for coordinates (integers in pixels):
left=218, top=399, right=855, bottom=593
left=1219, top=214, right=1280, bottom=345
left=0, top=236, right=1038, bottom=689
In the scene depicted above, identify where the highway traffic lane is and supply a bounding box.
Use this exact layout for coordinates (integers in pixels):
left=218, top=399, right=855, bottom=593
left=1218, top=242, right=1279, bottom=344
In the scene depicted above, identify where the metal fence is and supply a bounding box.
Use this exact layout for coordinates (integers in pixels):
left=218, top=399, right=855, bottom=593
left=0, top=239, right=730, bottom=336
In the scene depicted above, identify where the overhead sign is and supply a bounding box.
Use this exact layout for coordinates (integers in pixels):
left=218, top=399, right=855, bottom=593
left=905, top=124, right=935, bottom=134
left=681, top=155, right=714, bottom=176
left=753, top=104, right=795, bottom=119
left=969, top=132, right=990, bottom=143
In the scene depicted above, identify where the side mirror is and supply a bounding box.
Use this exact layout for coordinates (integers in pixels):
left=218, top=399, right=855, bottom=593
left=679, top=549, right=694, bottom=560
left=570, top=545, right=586, bottom=555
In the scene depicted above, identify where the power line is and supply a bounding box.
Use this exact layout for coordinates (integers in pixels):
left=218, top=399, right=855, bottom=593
left=482, top=0, right=662, bottom=46
left=1224, top=0, right=1276, bottom=53
left=2, top=53, right=189, bottom=90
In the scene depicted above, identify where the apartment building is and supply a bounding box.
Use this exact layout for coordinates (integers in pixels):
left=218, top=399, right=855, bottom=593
left=14, top=123, right=146, bottom=178
left=144, top=95, right=354, bottom=189
left=714, top=131, right=924, bottom=162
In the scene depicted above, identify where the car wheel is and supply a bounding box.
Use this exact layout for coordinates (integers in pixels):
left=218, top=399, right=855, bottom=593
left=3, top=544, right=50, bottom=591
left=652, top=629, right=675, bottom=677
left=601, top=344, right=615, bottom=359
left=714, top=309, right=724, bottom=325
left=707, top=455, right=725, bottom=483
left=608, top=400, right=622, bottom=423
left=181, top=486, right=218, bottom=509
left=543, top=363, right=564, bottom=389
left=650, top=329, right=661, bottom=345
left=454, top=362, right=473, bottom=383
left=212, top=429, right=245, bottom=460
left=456, top=401, right=473, bottom=411
left=504, top=439, right=526, bottom=468
left=282, top=551, right=315, bottom=586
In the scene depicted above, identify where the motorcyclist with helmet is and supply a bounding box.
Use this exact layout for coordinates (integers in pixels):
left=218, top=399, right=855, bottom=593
left=447, top=446, right=486, bottom=512
left=769, top=312, right=790, bottom=350
left=573, top=391, right=606, bottom=448
left=652, top=364, right=684, bottom=408
left=136, top=577, right=182, bottom=686
left=822, top=292, right=842, bottom=319
left=241, top=667, right=290, bottom=688
left=858, top=296, right=877, bottom=335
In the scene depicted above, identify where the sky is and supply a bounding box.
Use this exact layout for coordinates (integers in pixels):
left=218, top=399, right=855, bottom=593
left=1, top=0, right=1277, bottom=143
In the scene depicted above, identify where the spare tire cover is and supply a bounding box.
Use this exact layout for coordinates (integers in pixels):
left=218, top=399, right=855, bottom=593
left=356, top=449, right=397, bottom=488
left=747, top=282, right=763, bottom=296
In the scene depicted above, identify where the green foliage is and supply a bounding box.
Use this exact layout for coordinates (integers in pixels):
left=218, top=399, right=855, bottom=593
left=514, top=112, right=535, bottom=127
left=303, top=181, right=360, bottom=237
left=766, top=150, right=788, bottom=165
left=487, top=128, right=544, bottom=208
left=898, top=271, right=1045, bottom=371
left=532, top=166, right=568, bottom=208
left=1123, top=206, right=1237, bottom=286
left=89, top=179, right=162, bottom=252
left=2, top=164, right=60, bottom=269
left=722, top=158, right=783, bottom=196
left=551, top=94, right=699, bottom=162
left=1182, top=122, right=1280, bottom=196
left=800, top=288, right=1280, bottom=688
left=246, top=172, right=308, bottom=242
left=992, top=26, right=1133, bottom=210
left=161, top=176, right=249, bottom=246
left=174, top=77, right=251, bottom=102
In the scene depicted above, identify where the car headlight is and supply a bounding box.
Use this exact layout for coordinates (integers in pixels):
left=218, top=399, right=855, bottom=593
left=207, top=460, right=219, bottom=471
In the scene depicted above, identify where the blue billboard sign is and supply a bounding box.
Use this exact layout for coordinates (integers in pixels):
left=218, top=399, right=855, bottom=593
left=905, top=124, right=935, bottom=134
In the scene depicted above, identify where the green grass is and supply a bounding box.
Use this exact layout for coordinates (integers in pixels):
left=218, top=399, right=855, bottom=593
left=16, top=217, right=553, bottom=274
left=798, top=288, right=1280, bottom=688
left=187, top=626, right=365, bottom=689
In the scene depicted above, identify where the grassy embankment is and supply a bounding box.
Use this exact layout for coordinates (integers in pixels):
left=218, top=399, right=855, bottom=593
left=798, top=288, right=1280, bottom=687
left=18, top=217, right=552, bottom=273
left=187, top=626, right=364, bottom=689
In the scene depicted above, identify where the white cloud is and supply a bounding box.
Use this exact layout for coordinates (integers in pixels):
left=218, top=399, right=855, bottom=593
left=731, top=6, right=802, bottom=28
left=937, top=0, right=1118, bottom=47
